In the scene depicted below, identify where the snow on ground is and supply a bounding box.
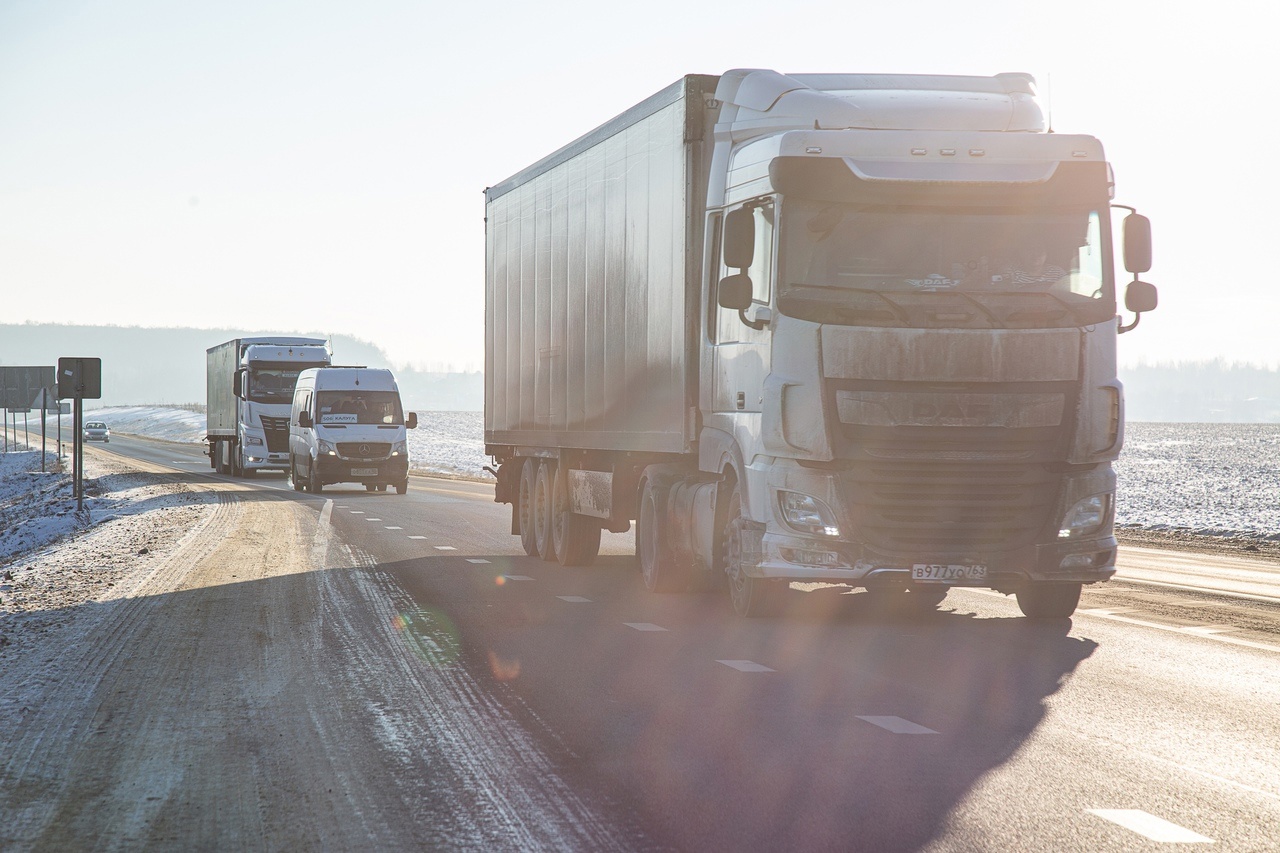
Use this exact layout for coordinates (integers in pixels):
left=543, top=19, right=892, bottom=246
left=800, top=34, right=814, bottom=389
left=0, top=438, right=213, bottom=655
left=88, top=406, right=490, bottom=480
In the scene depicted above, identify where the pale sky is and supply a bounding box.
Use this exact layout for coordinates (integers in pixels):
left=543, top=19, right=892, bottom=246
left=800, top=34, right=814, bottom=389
left=1, top=0, right=1272, bottom=370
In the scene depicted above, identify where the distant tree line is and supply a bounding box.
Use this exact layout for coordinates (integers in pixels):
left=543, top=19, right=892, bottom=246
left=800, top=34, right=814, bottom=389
left=1121, top=360, right=1280, bottom=422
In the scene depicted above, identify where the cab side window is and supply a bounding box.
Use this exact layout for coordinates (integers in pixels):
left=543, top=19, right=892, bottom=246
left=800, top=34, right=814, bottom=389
left=716, top=201, right=774, bottom=344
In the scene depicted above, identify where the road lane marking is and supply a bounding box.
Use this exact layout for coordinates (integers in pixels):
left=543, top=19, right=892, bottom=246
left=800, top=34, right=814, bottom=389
left=503, top=575, right=534, bottom=581
left=466, top=559, right=490, bottom=564
left=856, top=716, right=938, bottom=735
left=384, top=526, right=402, bottom=530
left=1086, top=810, right=1213, bottom=843
left=365, top=518, right=382, bottom=521
left=624, top=623, right=667, bottom=632
left=434, top=546, right=457, bottom=551
left=349, top=511, right=365, bottom=514
left=408, top=535, right=427, bottom=540
left=717, top=660, right=774, bottom=673
left=557, top=596, right=591, bottom=603
left=1182, top=625, right=1231, bottom=635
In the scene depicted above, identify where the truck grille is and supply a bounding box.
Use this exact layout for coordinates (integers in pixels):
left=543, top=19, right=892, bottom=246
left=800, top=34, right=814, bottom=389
left=337, top=442, right=391, bottom=460
left=259, top=416, right=291, bottom=452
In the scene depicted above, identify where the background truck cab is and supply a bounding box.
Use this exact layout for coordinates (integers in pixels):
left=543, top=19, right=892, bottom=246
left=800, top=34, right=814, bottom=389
left=289, top=367, right=416, bottom=495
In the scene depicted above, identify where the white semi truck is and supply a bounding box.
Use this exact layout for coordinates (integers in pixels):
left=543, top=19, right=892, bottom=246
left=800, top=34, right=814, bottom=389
left=483, top=69, right=1157, bottom=618
left=206, top=337, right=331, bottom=476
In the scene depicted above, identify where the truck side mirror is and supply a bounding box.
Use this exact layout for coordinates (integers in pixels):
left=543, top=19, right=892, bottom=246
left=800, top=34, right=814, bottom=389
left=1125, top=280, right=1158, bottom=314
left=723, top=208, right=755, bottom=269
left=1123, top=213, right=1152, bottom=274
left=718, top=273, right=753, bottom=310
left=406, top=412, right=418, bottom=429
left=298, top=410, right=313, bottom=428
left=233, top=368, right=244, bottom=398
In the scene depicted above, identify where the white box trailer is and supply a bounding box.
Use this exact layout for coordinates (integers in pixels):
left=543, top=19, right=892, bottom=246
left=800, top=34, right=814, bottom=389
left=484, top=69, right=1158, bottom=617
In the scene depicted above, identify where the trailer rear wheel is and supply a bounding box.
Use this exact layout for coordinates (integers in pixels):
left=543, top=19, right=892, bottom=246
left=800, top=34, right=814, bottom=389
left=638, top=477, right=688, bottom=592
left=533, top=461, right=557, bottom=561
left=1017, top=582, right=1082, bottom=619
left=517, top=459, right=539, bottom=557
left=551, top=464, right=600, bottom=566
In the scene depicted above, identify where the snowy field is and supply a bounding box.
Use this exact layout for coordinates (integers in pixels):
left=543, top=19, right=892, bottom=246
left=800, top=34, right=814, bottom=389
left=73, top=408, right=1280, bottom=539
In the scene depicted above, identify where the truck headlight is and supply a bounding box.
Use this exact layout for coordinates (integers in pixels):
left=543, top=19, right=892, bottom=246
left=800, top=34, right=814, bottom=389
left=245, top=436, right=264, bottom=446
left=777, top=490, right=841, bottom=537
left=1059, top=494, right=1110, bottom=538
left=391, top=441, right=407, bottom=456
left=317, top=439, right=337, bottom=456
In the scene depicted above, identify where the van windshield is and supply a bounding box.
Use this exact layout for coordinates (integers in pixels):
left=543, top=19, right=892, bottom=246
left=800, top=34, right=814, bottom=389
left=316, top=391, right=404, bottom=425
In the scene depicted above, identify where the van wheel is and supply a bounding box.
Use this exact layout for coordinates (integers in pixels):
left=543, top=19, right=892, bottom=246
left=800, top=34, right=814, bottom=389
left=1017, top=582, right=1082, bottom=619
left=395, top=481, right=408, bottom=496
left=306, top=460, right=322, bottom=494
left=517, top=459, right=539, bottom=557
left=290, top=458, right=303, bottom=492
left=366, top=484, right=377, bottom=492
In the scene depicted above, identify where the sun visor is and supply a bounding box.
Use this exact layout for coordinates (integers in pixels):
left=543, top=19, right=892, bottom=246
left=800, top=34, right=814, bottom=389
left=770, top=157, right=1110, bottom=208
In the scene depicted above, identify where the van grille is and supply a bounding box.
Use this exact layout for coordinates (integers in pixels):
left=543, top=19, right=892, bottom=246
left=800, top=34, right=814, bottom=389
left=338, top=442, right=391, bottom=460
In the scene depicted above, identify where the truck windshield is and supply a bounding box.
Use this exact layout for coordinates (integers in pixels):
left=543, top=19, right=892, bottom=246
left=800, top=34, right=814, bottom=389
left=778, top=199, right=1111, bottom=328
left=316, top=391, right=404, bottom=425
left=246, top=369, right=304, bottom=403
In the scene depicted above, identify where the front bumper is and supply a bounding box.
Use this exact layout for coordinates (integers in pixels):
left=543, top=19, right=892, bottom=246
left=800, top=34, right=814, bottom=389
left=315, top=455, right=409, bottom=485
left=244, top=450, right=289, bottom=471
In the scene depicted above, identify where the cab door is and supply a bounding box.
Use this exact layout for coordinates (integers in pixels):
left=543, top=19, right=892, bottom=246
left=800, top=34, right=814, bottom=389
left=712, top=200, right=775, bottom=419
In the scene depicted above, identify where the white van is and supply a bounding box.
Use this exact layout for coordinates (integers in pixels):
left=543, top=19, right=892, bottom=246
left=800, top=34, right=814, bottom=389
left=289, top=367, right=417, bottom=495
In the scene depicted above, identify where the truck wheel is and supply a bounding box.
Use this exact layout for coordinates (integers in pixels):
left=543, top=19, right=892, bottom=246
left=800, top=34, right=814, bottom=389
left=723, top=484, right=783, bottom=617
left=533, top=461, right=557, bottom=561
left=638, top=477, right=688, bottom=592
left=517, top=459, right=539, bottom=557
left=1017, top=582, right=1082, bottom=619
left=552, top=464, right=600, bottom=567
left=290, top=458, right=303, bottom=492
left=232, top=449, right=243, bottom=477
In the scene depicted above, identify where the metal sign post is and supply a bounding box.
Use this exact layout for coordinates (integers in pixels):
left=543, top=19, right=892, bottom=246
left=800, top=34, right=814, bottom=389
left=57, top=358, right=102, bottom=514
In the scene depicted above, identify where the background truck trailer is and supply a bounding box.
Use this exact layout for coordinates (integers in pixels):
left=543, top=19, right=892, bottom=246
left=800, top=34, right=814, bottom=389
left=207, top=336, right=331, bottom=476
left=484, top=69, right=1157, bottom=618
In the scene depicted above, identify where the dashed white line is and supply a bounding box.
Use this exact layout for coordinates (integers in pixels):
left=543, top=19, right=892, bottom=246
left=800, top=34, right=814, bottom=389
left=349, top=511, right=365, bottom=514
left=503, top=575, right=534, bottom=581
left=434, top=546, right=457, bottom=551
left=407, top=535, right=427, bottom=540
left=365, top=518, right=382, bottom=522
left=624, top=623, right=668, bottom=632
left=1086, top=810, right=1214, bottom=843
left=557, top=596, right=591, bottom=603
left=384, top=526, right=402, bottom=530
left=856, top=716, right=938, bottom=735
left=466, top=559, right=491, bottom=564
left=717, top=660, right=774, bottom=673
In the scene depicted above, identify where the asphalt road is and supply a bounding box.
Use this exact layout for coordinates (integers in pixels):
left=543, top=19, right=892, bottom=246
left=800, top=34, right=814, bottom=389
left=91, top=433, right=1280, bottom=851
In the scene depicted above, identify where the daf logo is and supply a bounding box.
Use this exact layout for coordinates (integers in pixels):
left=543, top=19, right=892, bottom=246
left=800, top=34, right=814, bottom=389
left=359, top=443, right=370, bottom=455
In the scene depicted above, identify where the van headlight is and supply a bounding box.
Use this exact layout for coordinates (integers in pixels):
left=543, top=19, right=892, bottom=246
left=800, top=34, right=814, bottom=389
left=391, top=441, right=407, bottom=456
left=317, top=439, right=337, bottom=456
left=1059, top=494, right=1110, bottom=538
left=777, top=490, right=841, bottom=537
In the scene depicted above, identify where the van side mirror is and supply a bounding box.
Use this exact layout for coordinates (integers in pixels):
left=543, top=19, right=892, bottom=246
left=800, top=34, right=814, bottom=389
left=406, top=412, right=418, bottom=429
left=723, top=208, right=755, bottom=269
left=718, top=273, right=753, bottom=310
left=1125, top=280, right=1158, bottom=314
left=1123, top=213, right=1152, bottom=274
left=298, top=410, right=313, bottom=428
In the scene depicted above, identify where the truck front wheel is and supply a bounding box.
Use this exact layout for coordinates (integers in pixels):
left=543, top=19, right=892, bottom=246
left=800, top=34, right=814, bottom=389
left=723, top=484, right=784, bottom=617
left=1017, top=582, right=1082, bottom=619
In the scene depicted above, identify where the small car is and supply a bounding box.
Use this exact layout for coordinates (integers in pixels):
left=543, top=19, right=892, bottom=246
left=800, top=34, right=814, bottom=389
left=83, top=422, right=110, bottom=442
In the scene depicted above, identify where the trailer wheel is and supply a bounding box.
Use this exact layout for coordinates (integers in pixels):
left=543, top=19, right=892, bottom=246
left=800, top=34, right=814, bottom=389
left=533, top=461, right=557, bottom=561
left=723, top=484, right=784, bottom=617
left=517, top=459, right=539, bottom=557
left=551, top=464, right=600, bottom=566
left=1017, top=582, right=1082, bottom=619
left=638, top=477, right=688, bottom=592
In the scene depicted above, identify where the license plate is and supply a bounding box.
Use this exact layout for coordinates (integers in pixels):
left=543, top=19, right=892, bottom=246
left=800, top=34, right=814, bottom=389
left=912, top=563, right=987, bottom=582
left=351, top=467, right=379, bottom=476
